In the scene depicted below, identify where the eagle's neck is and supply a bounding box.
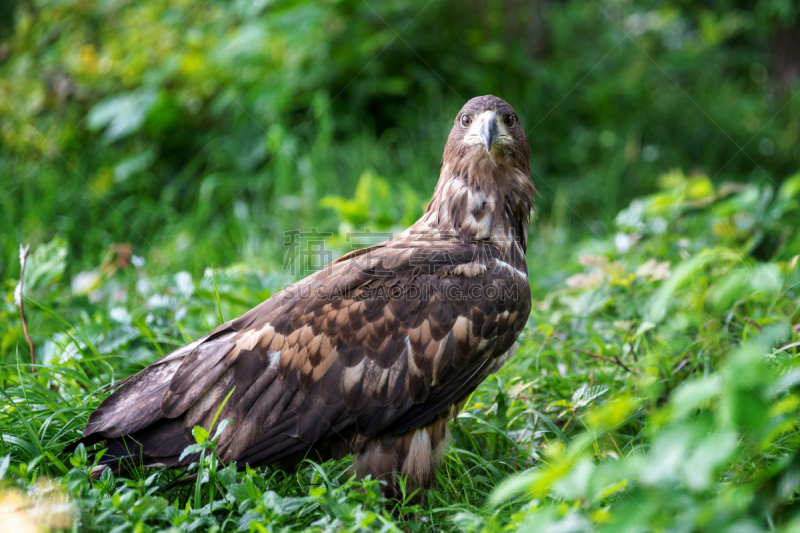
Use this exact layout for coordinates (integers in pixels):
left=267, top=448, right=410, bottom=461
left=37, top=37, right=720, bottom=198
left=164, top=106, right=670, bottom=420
left=410, top=161, right=536, bottom=256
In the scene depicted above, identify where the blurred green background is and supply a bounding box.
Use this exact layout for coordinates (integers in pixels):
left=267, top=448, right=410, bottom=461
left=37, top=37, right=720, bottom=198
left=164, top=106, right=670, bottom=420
left=2, top=0, right=799, bottom=282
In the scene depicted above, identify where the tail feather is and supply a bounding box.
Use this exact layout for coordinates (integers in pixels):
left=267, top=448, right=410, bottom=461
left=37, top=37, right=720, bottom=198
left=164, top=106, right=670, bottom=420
left=83, top=358, right=183, bottom=438
left=66, top=334, right=216, bottom=468
left=134, top=418, right=192, bottom=458
left=81, top=332, right=235, bottom=440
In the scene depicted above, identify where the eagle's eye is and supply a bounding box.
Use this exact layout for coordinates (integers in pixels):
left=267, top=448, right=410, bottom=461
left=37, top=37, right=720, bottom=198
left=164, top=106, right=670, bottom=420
left=504, top=114, right=515, bottom=128
left=461, top=114, right=472, bottom=127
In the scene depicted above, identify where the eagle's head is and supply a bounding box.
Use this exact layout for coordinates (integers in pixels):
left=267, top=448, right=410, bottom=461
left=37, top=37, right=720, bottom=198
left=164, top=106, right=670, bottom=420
left=443, top=95, right=531, bottom=175
left=420, top=95, right=535, bottom=251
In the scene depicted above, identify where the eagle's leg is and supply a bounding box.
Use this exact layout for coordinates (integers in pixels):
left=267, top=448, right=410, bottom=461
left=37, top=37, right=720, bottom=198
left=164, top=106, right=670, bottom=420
left=354, top=417, right=450, bottom=505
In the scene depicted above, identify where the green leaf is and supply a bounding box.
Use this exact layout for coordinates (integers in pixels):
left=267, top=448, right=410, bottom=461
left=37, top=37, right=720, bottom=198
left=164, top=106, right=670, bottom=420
left=707, top=263, right=783, bottom=313
left=70, top=443, right=87, bottom=467
left=682, top=431, right=737, bottom=491
left=44, top=451, right=69, bottom=475
left=180, top=443, right=205, bottom=461
left=212, top=268, right=224, bottom=324
left=489, top=470, right=538, bottom=506
left=646, top=250, right=721, bottom=323
left=209, top=387, right=236, bottom=438
left=228, top=479, right=262, bottom=504
left=193, top=426, right=209, bottom=444
left=0, top=455, right=9, bottom=480
left=23, top=238, right=68, bottom=292
left=212, top=419, right=232, bottom=442
left=670, top=377, right=722, bottom=421
left=87, top=89, right=158, bottom=142
left=721, top=323, right=790, bottom=434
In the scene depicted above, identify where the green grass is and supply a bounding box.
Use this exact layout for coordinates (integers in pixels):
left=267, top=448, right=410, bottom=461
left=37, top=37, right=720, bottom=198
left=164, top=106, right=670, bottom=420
left=1, top=170, right=800, bottom=531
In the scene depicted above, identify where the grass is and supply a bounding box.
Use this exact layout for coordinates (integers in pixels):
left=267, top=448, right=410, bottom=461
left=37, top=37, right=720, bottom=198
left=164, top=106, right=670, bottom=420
left=1, top=170, right=800, bottom=532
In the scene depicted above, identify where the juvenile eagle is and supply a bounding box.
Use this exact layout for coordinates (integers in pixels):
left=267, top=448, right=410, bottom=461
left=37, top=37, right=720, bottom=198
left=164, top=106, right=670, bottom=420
left=74, top=95, right=536, bottom=500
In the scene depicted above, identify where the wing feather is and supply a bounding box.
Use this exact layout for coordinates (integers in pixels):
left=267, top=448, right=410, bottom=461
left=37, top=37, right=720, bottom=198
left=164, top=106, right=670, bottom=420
left=77, top=239, right=531, bottom=473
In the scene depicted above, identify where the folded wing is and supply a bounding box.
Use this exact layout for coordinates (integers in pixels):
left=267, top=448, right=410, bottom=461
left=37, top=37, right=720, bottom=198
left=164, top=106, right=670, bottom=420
left=80, top=240, right=530, bottom=469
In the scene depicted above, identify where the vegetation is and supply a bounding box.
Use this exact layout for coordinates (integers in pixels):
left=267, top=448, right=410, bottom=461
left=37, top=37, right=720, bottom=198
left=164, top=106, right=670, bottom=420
left=2, top=0, right=800, bottom=531
left=3, top=171, right=800, bottom=532
left=4, top=0, right=800, bottom=279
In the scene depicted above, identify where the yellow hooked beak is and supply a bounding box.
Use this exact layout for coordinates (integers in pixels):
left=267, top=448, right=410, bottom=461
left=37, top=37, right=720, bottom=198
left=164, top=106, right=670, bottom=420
left=479, top=112, right=499, bottom=152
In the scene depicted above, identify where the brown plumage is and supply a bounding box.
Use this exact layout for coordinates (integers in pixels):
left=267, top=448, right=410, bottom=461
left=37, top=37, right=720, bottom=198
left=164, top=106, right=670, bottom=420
left=72, top=95, right=536, bottom=501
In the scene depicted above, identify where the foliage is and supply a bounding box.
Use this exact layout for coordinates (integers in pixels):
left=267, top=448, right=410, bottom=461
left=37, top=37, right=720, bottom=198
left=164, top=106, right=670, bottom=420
left=3, top=0, right=800, bottom=280
left=1, top=171, right=799, bottom=531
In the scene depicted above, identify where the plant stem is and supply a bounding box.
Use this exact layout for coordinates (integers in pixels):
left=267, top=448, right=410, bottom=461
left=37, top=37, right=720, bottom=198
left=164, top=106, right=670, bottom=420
left=18, top=244, right=35, bottom=376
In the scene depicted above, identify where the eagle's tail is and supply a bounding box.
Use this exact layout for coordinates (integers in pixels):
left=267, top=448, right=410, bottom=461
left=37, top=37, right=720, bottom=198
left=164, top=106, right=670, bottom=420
left=63, top=332, right=230, bottom=474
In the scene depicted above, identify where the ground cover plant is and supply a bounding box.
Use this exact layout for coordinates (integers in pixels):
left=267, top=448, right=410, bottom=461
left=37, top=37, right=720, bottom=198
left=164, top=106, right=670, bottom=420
left=1, top=170, right=800, bottom=532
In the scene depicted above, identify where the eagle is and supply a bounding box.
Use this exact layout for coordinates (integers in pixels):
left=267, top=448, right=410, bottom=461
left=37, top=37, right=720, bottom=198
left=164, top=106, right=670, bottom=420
left=73, top=95, right=536, bottom=501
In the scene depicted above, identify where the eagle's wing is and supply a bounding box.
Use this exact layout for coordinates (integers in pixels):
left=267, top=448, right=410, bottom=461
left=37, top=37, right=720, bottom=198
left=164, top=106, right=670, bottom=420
left=80, top=239, right=530, bottom=468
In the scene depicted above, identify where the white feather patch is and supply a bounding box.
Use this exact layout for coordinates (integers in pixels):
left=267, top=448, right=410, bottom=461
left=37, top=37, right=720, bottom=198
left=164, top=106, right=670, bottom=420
left=402, top=429, right=433, bottom=483
left=493, top=259, right=528, bottom=280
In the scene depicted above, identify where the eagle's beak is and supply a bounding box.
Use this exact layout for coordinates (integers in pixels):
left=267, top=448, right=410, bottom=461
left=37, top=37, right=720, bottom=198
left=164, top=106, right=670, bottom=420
left=480, top=113, right=499, bottom=153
